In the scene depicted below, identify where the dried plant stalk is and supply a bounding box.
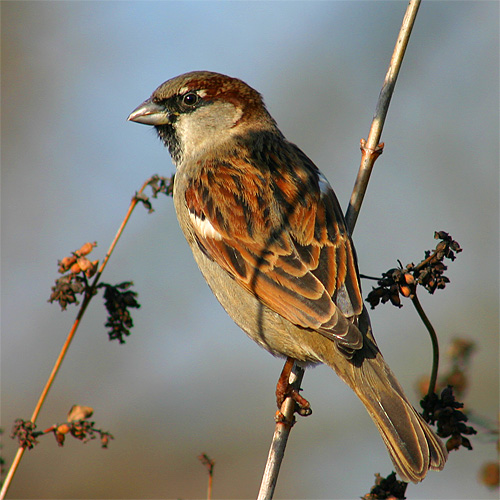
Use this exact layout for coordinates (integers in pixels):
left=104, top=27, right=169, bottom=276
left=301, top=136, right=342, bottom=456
left=257, top=1, right=421, bottom=497
left=0, top=177, right=162, bottom=500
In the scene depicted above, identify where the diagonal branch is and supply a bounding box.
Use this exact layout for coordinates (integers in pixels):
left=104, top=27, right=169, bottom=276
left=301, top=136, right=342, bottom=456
left=0, top=176, right=162, bottom=500
left=257, top=1, right=421, bottom=498
left=345, top=0, right=421, bottom=235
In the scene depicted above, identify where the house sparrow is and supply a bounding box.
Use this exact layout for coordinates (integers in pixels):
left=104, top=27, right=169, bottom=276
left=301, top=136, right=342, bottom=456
left=128, top=71, right=447, bottom=483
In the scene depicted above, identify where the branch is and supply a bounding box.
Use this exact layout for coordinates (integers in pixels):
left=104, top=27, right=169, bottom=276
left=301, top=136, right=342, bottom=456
left=257, top=364, right=305, bottom=500
left=198, top=453, right=215, bottom=500
left=0, top=175, right=169, bottom=500
left=258, top=1, right=421, bottom=497
left=345, top=0, right=421, bottom=234
left=411, top=293, right=440, bottom=404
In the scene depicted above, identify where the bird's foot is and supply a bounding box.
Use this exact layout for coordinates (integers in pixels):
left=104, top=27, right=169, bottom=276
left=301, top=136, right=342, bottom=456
left=275, top=357, right=312, bottom=418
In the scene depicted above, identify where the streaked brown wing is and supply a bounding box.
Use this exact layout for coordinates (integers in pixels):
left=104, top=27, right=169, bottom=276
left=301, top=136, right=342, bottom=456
left=184, top=148, right=363, bottom=350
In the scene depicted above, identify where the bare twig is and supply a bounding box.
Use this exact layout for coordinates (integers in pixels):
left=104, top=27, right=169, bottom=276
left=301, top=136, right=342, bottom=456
left=198, top=453, right=215, bottom=500
left=0, top=176, right=163, bottom=500
left=258, top=1, right=422, bottom=497
left=257, top=364, right=304, bottom=500
left=345, top=0, right=421, bottom=234
left=411, top=293, right=440, bottom=413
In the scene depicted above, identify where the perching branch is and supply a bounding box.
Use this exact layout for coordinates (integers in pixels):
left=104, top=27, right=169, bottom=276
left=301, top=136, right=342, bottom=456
left=257, top=364, right=305, bottom=500
left=257, top=2, right=422, bottom=497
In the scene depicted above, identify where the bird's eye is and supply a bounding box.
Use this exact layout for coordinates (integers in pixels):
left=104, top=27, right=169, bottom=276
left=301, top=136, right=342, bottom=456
left=182, top=92, right=200, bottom=106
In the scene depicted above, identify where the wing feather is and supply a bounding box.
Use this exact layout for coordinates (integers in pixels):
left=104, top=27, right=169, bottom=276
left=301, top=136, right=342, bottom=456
left=185, top=140, right=364, bottom=351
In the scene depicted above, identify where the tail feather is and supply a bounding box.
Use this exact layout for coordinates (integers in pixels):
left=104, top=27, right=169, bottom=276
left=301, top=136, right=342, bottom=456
left=324, top=311, right=447, bottom=483
left=356, top=356, right=447, bottom=482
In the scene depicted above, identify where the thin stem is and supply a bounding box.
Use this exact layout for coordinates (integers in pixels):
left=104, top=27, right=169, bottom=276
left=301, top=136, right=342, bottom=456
left=207, top=473, right=212, bottom=500
left=0, top=177, right=158, bottom=500
left=345, top=0, right=421, bottom=234
left=0, top=450, right=24, bottom=500
left=359, top=273, right=383, bottom=281
left=258, top=2, right=422, bottom=498
left=411, top=293, right=439, bottom=401
left=30, top=300, right=90, bottom=425
left=198, top=452, right=215, bottom=500
left=257, top=364, right=304, bottom=500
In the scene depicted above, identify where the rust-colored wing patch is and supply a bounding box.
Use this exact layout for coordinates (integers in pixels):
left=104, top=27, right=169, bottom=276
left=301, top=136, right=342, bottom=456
left=184, top=143, right=363, bottom=350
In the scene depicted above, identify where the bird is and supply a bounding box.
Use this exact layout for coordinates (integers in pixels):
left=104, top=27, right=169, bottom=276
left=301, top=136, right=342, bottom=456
left=128, top=70, right=447, bottom=483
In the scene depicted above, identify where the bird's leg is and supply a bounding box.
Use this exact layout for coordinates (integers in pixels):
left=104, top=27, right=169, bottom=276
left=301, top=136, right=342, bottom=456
left=275, top=357, right=312, bottom=417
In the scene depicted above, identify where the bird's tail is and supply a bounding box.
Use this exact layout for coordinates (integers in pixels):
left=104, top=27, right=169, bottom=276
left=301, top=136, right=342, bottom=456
left=324, top=310, right=447, bottom=483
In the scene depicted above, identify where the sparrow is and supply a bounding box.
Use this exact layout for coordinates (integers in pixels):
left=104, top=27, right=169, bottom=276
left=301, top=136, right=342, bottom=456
left=128, top=71, right=447, bottom=483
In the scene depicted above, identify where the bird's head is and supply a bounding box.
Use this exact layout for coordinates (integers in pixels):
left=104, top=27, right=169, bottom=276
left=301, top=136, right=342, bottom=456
left=128, top=71, right=277, bottom=165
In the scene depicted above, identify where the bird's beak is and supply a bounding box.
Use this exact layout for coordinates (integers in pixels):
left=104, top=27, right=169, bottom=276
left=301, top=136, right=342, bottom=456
left=127, top=99, right=170, bottom=125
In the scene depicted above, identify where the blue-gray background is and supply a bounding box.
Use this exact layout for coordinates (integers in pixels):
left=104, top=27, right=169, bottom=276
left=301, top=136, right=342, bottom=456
left=2, top=1, right=498, bottom=498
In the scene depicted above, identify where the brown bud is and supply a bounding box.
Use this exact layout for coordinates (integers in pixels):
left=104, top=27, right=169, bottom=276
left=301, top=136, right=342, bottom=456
left=78, top=242, right=96, bottom=256
left=446, top=434, right=463, bottom=452
left=435, top=241, right=448, bottom=254
left=85, top=260, right=99, bottom=279
left=56, top=423, right=71, bottom=434
left=54, top=431, right=66, bottom=446
left=67, top=404, right=94, bottom=422
left=59, top=256, right=77, bottom=273
left=77, top=257, right=93, bottom=272
left=70, top=262, right=81, bottom=274
left=404, top=273, right=415, bottom=285
left=389, top=290, right=401, bottom=307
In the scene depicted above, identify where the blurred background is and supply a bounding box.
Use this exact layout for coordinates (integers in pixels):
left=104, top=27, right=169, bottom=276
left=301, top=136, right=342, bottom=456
left=1, top=1, right=498, bottom=499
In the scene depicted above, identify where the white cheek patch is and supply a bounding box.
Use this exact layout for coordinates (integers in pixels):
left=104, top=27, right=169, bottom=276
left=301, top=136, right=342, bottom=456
left=189, top=212, right=223, bottom=241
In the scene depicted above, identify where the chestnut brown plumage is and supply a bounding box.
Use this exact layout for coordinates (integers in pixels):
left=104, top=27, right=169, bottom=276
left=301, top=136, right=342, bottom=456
left=128, top=71, right=447, bottom=483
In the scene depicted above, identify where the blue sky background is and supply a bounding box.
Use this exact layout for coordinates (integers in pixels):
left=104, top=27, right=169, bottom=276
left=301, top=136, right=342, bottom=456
left=2, top=2, right=499, bottom=498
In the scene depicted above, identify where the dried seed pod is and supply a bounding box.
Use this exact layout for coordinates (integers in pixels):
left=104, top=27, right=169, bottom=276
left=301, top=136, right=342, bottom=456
left=446, top=434, right=463, bottom=451
left=56, top=423, right=71, bottom=435
left=70, top=262, right=82, bottom=274
left=59, top=256, right=77, bottom=273
left=54, top=431, right=66, bottom=446
left=85, top=259, right=99, bottom=279
left=404, top=272, right=415, bottom=285
left=67, top=404, right=94, bottom=421
left=78, top=242, right=96, bottom=256
left=76, top=257, right=92, bottom=272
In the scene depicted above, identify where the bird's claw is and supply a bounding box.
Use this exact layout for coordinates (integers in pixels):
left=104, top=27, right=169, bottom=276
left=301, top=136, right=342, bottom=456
left=276, top=358, right=313, bottom=417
